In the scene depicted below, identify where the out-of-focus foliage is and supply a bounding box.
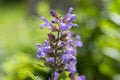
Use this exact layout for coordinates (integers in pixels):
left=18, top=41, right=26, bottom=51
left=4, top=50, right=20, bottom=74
left=73, top=0, right=120, bottom=80
left=0, top=0, right=120, bottom=80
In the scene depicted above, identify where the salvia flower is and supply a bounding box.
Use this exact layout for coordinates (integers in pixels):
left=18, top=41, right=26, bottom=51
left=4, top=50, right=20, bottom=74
left=66, top=61, right=77, bottom=74
left=40, top=17, right=52, bottom=29
left=63, top=7, right=74, bottom=22
left=50, top=10, right=58, bottom=18
left=36, top=7, right=85, bottom=80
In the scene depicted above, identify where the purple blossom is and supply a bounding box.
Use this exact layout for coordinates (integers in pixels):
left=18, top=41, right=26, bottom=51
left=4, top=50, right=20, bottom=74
left=40, top=17, right=52, bottom=29
left=59, top=16, right=78, bottom=31
left=67, top=39, right=74, bottom=47
left=48, top=71, right=59, bottom=80
left=50, top=10, right=58, bottom=18
left=54, top=71, right=59, bottom=80
left=66, top=31, right=83, bottom=48
left=62, top=52, right=76, bottom=63
left=37, top=48, right=45, bottom=59
left=59, top=17, right=68, bottom=30
left=63, top=7, right=74, bottom=22
left=59, top=8, right=78, bottom=31
left=44, top=40, right=50, bottom=46
left=77, top=75, right=86, bottom=80
left=66, top=14, right=78, bottom=29
left=66, top=61, right=77, bottom=74
left=46, top=58, right=54, bottom=64
left=37, top=46, right=50, bottom=59
left=74, top=36, right=83, bottom=47
left=37, top=40, right=51, bottom=59
left=66, top=48, right=76, bottom=55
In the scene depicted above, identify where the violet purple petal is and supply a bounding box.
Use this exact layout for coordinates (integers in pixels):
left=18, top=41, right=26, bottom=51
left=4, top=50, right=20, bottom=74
left=40, top=17, right=52, bottom=29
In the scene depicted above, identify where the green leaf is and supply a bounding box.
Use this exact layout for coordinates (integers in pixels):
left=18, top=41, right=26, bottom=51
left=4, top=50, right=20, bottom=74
left=25, top=71, right=36, bottom=80
left=35, top=76, right=41, bottom=80
left=58, top=71, right=71, bottom=80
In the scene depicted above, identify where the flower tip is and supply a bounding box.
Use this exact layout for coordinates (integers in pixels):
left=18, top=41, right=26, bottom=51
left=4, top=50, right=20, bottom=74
left=71, top=14, right=77, bottom=19
left=68, top=7, right=74, bottom=13
left=50, top=10, right=57, bottom=18
left=76, top=35, right=80, bottom=39
left=40, top=24, right=44, bottom=29
left=74, top=24, right=78, bottom=28
left=36, top=43, right=41, bottom=47
left=41, top=16, right=47, bottom=22
left=50, top=10, right=54, bottom=14
left=78, top=41, right=83, bottom=47
left=41, top=16, right=45, bottom=19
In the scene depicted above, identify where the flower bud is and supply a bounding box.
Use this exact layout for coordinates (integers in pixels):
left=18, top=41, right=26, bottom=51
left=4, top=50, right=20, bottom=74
left=60, top=33, right=68, bottom=41
left=50, top=10, right=58, bottom=18
left=50, top=42, right=56, bottom=49
left=48, top=33, right=56, bottom=41
left=52, top=18, right=58, bottom=24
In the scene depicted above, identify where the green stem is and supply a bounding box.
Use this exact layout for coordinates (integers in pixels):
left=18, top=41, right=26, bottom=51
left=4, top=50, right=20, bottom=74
left=54, top=31, right=60, bottom=64
left=52, top=70, right=54, bottom=80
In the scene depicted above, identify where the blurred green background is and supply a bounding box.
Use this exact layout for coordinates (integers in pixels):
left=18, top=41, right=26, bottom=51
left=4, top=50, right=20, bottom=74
left=0, top=0, right=120, bottom=80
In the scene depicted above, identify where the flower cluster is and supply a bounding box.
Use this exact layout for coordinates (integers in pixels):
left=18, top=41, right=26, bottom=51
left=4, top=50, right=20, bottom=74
left=36, top=7, right=85, bottom=80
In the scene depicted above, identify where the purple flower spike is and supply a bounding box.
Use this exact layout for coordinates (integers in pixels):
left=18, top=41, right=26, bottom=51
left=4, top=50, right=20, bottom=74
left=36, top=7, right=85, bottom=80
left=40, top=17, right=52, bottom=29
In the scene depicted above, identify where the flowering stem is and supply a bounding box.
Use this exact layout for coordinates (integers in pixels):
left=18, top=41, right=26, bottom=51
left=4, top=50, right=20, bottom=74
left=37, top=7, right=85, bottom=80
left=52, top=30, right=60, bottom=80
left=54, top=30, right=60, bottom=63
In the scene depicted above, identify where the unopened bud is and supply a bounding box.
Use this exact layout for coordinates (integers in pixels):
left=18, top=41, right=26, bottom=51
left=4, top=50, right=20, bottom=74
left=51, top=18, right=58, bottom=23
left=60, top=33, right=67, bottom=39
left=48, top=33, right=56, bottom=41
left=50, top=42, right=56, bottom=49
left=50, top=10, right=58, bottom=18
